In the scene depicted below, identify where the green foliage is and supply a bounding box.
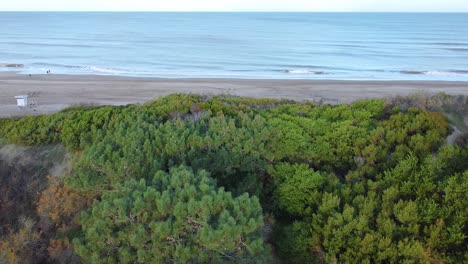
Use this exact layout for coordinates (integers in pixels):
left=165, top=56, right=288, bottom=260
left=0, top=115, right=62, bottom=145
left=141, top=94, right=202, bottom=121
left=60, top=106, right=123, bottom=150
left=0, top=94, right=465, bottom=263
left=270, top=163, right=337, bottom=216
left=74, top=166, right=267, bottom=263
left=273, top=222, right=317, bottom=264
left=273, top=147, right=468, bottom=263
left=200, top=95, right=286, bottom=117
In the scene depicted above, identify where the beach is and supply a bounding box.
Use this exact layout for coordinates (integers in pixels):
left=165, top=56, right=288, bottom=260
left=1, top=72, right=467, bottom=117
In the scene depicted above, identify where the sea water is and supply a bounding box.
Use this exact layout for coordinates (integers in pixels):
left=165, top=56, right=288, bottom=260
left=1, top=12, right=468, bottom=80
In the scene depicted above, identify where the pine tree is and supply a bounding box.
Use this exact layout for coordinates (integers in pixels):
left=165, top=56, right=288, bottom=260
left=74, top=166, right=268, bottom=263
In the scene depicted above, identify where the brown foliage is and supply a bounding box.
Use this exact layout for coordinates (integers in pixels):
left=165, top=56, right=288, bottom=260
left=0, top=217, right=47, bottom=264
left=47, top=238, right=81, bottom=264
left=37, top=176, right=92, bottom=230
left=34, top=177, right=93, bottom=263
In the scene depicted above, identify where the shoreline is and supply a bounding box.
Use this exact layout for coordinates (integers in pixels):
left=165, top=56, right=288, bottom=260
left=1, top=72, right=467, bottom=118
left=4, top=71, right=468, bottom=82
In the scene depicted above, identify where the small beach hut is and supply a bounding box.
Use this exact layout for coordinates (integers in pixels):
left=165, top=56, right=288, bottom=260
left=14, top=95, right=29, bottom=108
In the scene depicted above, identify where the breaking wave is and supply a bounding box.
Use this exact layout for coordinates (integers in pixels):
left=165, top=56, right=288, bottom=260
left=0, top=63, right=24, bottom=68
left=282, top=69, right=327, bottom=75
left=400, top=70, right=468, bottom=76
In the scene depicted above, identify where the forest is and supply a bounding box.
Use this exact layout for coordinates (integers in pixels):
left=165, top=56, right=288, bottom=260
left=0, top=93, right=467, bottom=263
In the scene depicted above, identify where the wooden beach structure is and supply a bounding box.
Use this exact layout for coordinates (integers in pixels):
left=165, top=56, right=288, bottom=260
left=14, top=95, right=29, bottom=108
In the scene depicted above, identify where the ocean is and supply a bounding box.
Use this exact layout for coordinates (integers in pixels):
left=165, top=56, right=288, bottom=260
left=1, top=12, right=468, bottom=80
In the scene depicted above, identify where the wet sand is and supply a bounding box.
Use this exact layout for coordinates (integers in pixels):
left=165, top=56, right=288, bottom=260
left=1, top=72, right=467, bottom=117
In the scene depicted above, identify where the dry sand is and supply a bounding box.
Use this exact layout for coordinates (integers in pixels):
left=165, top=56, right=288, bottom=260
left=1, top=72, right=467, bottom=118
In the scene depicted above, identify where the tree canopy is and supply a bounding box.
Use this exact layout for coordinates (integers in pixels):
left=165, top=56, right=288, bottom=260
left=74, top=166, right=267, bottom=263
left=0, top=93, right=466, bottom=263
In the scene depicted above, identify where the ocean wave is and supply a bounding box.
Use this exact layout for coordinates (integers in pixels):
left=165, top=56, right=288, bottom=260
left=400, top=70, right=468, bottom=76
left=425, top=71, right=468, bottom=76
left=31, top=62, right=83, bottom=69
left=283, top=69, right=327, bottom=75
left=86, top=66, right=200, bottom=76
left=445, top=48, right=468, bottom=52
left=21, top=63, right=201, bottom=76
left=330, top=43, right=367, bottom=48
left=277, top=64, right=337, bottom=69
left=452, top=70, right=468, bottom=74
left=400, top=70, right=426, bottom=75
left=0, top=63, right=24, bottom=68
left=88, top=66, right=128, bottom=74
left=432, top=42, right=468, bottom=46
left=279, top=64, right=362, bottom=72
left=0, top=41, right=99, bottom=49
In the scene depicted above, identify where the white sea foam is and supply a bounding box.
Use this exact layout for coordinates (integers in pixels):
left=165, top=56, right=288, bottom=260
left=400, top=70, right=468, bottom=76
left=89, top=66, right=130, bottom=74
left=284, top=69, right=326, bottom=75
left=0, top=63, right=24, bottom=68
left=424, top=71, right=468, bottom=76
left=87, top=66, right=203, bottom=77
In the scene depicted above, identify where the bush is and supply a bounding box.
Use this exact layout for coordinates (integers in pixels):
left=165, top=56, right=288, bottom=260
left=1, top=94, right=464, bottom=263
left=74, top=166, right=268, bottom=263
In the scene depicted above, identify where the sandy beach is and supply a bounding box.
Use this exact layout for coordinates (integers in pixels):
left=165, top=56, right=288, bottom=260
left=1, top=72, right=467, bottom=118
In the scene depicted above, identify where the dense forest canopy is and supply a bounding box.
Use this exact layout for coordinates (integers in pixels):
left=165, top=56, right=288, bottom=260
left=0, top=93, right=467, bottom=263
